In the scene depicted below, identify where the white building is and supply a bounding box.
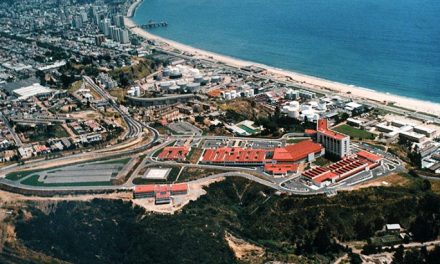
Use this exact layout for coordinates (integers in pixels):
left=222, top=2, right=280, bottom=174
left=316, top=119, right=350, bottom=158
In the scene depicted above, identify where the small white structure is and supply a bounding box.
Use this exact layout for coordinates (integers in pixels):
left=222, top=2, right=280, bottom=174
left=386, top=224, right=402, bottom=232
left=143, top=168, right=171, bottom=180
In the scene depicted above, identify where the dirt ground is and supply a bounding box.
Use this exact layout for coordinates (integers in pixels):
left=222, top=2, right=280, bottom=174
left=347, top=173, right=410, bottom=191
left=225, top=231, right=265, bottom=263
left=69, top=110, right=102, bottom=120
left=0, top=190, right=132, bottom=204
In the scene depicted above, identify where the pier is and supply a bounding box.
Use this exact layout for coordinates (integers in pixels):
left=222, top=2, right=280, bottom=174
left=130, top=20, right=168, bottom=29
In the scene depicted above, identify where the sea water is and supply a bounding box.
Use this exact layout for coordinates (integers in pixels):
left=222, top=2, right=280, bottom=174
left=134, top=0, right=440, bottom=103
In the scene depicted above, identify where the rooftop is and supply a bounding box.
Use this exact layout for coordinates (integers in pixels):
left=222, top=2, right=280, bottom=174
left=264, top=163, right=299, bottom=174
left=273, top=140, right=323, bottom=162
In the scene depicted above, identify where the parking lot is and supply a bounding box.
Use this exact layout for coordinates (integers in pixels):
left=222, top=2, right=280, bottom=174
left=203, top=139, right=230, bottom=149
left=33, top=160, right=128, bottom=184
left=245, top=140, right=282, bottom=149
left=168, top=121, right=202, bottom=136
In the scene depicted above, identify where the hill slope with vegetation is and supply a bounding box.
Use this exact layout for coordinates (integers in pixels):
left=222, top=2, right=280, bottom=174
left=3, top=174, right=440, bottom=264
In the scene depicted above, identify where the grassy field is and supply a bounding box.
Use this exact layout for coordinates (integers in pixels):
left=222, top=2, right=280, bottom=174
left=286, top=138, right=307, bottom=144
left=5, top=170, right=41, bottom=181
left=178, top=167, right=225, bottom=182
left=333, top=124, right=375, bottom=140
left=68, top=80, right=82, bottom=94
left=314, top=157, right=332, bottom=167
left=29, top=125, right=69, bottom=142
left=108, top=88, right=125, bottom=103
left=430, top=180, right=440, bottom=195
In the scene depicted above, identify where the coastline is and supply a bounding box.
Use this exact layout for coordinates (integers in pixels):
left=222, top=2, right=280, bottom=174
left=126, top=0, right=143, bottom=18
left=124, top=3, right=440, bottom=116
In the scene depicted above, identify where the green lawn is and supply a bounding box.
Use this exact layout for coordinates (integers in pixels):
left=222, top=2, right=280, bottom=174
left=314, top=157, right=332, bottom=167
left=370, top=234, right=402, bottom=246
left=29, top=125, right=69, bottom=142
left=5, top=170, right=41, bottom=181
left=333, top=124, right=375, bottom=140
left=238, top=124, right=258, bottom=135
left=286, top=138, right=306, bottom=144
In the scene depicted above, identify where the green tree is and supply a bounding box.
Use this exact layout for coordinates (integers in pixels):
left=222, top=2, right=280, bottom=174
left=392, top=245, right=404, bottom=264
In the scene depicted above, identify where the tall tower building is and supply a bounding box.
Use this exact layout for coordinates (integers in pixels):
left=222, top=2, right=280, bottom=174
left=316, top=119, right=350, bottom=158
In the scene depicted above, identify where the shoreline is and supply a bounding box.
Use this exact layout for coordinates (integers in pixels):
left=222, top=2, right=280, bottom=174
left=124, top=2, right=440, bottom=117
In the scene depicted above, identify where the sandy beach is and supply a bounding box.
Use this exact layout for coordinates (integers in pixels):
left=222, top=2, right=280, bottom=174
left=124, top=4, right=440, bottom=116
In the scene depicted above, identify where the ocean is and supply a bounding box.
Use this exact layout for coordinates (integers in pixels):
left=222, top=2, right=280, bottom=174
left=133, top=0, right=440, bottom=103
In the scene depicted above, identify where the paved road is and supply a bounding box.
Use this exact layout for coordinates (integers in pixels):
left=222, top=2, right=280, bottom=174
left=0, top=113, right=22, bottom=146
left=83, top=76, right=144, bottom=139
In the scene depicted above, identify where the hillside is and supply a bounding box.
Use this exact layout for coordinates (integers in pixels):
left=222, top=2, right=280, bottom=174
left=1, top=175, right=440, bottom=264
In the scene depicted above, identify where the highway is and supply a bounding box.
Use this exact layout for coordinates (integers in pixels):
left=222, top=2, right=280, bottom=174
left=83, top=76, right=144, bottom=139
left=1, top=112, right=23, bottom=146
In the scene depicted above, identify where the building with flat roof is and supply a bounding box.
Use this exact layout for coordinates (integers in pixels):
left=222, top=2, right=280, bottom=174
left=13, top=83, right=54, bottom=100
left=143, top=168, right=171, bottom=180
left=399, top=131, right=426, bottom=143
left=316, top=119, right=350, bottom=158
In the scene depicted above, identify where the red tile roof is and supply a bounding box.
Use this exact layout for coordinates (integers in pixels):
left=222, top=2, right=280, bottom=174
left=318, top=129, right=347, bottom=140
left=305, top=129, right=317, bottom=135
left=171, top=183, right=188, bottom=192
left=317, top=118, right=348, bottom=140
left=303, top=155, right=373, bottom=183
left=264, top=164, right=299, bottom=174
left=202, top=147, right=266, bottom=163
left=158, top=146, right=190, bottom=161
left=312, top=171, right=338, bottom=183
left=273, top=140, right=323, bottom=162
left=317, top=119, right=329, bottom=131
left=134, top=185, right=156, bottom=193
left=135, top=184, right=189, bottom=195
left=357, top=151, right=383, bottom=163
